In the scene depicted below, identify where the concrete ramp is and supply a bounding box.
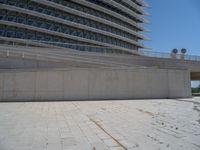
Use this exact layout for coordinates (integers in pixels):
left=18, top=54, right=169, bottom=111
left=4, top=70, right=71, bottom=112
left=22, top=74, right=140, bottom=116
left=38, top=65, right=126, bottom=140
left=0, top=45, right=200, bottom=72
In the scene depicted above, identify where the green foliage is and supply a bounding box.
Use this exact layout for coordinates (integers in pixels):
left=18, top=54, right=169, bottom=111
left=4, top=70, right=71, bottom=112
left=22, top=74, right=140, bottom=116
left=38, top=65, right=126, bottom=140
left=192, top=88, right=200, bottom=93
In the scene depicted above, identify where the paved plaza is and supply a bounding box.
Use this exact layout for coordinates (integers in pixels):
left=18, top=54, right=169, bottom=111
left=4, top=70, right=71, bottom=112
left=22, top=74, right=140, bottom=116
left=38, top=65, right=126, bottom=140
left=0, top=98, right=200, bottom=150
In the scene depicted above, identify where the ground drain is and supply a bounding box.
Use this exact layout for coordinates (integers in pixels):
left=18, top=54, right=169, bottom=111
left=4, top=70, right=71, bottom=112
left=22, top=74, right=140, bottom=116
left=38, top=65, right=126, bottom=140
left=90, top=118, right=127, bottom=150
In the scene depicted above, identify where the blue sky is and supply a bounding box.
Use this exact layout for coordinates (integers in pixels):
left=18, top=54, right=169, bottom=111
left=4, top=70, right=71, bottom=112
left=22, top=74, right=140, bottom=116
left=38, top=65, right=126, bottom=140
left=143, top=0, right=200, bottom=56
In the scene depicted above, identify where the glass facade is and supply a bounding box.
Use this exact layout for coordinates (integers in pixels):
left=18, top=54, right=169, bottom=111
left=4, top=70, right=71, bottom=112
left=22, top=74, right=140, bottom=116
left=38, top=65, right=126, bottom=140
left=0, top=0, right=148, bottom=54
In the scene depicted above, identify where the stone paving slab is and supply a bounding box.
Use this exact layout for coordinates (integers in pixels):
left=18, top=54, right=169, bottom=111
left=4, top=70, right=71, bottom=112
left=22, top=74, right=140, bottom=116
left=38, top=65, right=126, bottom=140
left=0, top=98, right=200, bottom=150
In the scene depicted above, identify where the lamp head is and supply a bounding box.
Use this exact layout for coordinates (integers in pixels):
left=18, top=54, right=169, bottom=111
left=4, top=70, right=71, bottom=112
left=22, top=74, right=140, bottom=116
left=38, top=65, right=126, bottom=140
left=172, top=48, right=178, bottom=54
left=181, top=48, right=187, bottom=54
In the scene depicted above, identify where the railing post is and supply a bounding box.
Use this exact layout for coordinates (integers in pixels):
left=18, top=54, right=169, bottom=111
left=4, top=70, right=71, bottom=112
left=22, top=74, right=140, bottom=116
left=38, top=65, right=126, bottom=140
left=26, top=40, right=28, bottom=48
left=6, top=50, right=9, bottom=57
left=36, top=54, right=38, bottom=61
left=22, top=52, right=25, bottom=59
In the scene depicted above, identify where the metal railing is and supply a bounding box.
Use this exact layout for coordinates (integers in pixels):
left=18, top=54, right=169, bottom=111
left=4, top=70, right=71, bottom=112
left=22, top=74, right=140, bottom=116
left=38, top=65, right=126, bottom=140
left=0, top=39, right=200, bottom=62
left=0, top=38, right=139, bottom=56
left=0, top=48, right=134, bottom=67
left=139, top=50, right=200, bottom=61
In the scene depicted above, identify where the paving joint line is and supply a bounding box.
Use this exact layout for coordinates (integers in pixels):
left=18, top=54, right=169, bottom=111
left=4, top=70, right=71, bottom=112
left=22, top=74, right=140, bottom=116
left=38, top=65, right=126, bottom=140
left=89, top=118, right=127, bottom=150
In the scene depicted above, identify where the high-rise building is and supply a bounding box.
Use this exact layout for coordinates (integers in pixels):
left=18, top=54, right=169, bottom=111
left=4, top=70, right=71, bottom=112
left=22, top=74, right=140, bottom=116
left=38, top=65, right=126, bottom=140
left=0, top=0, right=148, bottom=54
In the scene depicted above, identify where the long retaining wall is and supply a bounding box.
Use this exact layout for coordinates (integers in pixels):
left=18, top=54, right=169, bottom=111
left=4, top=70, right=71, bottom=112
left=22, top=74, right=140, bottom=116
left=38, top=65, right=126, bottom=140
left=0, top=67, right=191, bottom=101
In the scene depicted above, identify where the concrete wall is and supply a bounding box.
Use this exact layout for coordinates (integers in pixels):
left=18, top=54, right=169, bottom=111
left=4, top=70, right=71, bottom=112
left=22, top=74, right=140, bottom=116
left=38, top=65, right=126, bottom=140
left=0, top=68, right=191, bottom=101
